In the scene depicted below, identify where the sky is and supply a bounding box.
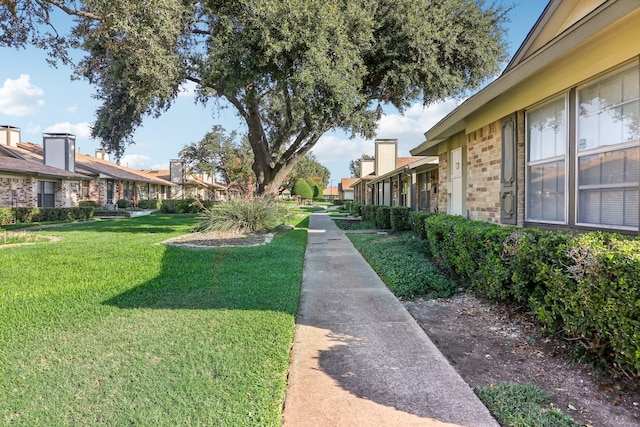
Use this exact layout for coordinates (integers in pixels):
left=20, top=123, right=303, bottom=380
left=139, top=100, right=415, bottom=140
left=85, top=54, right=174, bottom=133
left=0, top=1, right=549, bottom=187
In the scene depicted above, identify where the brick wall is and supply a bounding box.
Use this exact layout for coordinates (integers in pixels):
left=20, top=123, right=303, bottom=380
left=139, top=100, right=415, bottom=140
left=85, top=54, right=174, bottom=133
left=0, top=177, right=35, bottom=207
left=438, top=153, right=448, bottom=212
left=466, top=122, right=502, bottom=223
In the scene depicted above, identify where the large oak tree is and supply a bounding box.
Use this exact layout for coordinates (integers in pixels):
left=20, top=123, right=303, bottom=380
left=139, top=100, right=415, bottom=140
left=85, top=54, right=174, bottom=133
left=1, top=0, right=509, bottom=194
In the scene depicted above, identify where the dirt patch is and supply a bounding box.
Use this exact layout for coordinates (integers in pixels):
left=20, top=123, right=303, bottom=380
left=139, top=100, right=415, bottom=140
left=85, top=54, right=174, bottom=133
left=162, top=230, right=274, bottom=248
left=402, top=294, right=640, bottom=427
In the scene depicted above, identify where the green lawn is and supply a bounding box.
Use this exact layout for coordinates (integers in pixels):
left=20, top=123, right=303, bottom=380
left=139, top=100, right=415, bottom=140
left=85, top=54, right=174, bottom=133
left=0, top=215, right=306, bottom=426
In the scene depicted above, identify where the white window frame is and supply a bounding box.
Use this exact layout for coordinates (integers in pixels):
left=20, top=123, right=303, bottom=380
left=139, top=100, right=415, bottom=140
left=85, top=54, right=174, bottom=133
left=574, top=62, right=639, bottom=231
left=525, top=94, right=569, bottom=225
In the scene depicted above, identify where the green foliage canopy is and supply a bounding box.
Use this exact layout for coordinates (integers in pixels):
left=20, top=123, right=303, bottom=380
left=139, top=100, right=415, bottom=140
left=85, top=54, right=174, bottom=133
left=179, top=125, right=254, bottom=194
left=292, top=178, right=313, bottom=200
left=1, top=0, right=509, bottom=194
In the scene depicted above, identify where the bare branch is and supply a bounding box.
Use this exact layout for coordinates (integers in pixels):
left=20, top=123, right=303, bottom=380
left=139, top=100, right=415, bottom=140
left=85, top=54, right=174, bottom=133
left=44, top=0, right=101, bottom=21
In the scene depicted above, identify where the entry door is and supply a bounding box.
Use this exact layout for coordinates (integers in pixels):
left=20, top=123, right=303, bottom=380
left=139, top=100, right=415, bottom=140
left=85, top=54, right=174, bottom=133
left=451, top=148, right=464, bottom=216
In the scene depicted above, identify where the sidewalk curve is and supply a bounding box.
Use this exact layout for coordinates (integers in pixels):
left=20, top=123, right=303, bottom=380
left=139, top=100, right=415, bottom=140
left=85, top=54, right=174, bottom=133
left=283, top=212, right=498, bottom=427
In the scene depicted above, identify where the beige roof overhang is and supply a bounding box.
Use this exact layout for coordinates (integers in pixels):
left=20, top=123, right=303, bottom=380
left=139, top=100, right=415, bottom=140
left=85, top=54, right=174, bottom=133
left=411, top=0, right=638, bottom=157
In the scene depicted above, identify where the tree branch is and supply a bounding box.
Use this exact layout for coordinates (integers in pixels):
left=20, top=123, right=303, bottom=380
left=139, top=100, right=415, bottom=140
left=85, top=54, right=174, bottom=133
left=44, top=0, right=102, bottom=21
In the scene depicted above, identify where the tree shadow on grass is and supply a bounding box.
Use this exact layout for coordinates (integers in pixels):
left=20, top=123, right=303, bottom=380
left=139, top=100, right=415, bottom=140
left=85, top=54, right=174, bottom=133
left=103, top=230, right=304, bottom=314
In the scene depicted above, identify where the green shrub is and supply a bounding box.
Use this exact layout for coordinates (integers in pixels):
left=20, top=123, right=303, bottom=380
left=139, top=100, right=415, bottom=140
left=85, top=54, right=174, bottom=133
left=79, top=200, right=98, bottom=208
left=530, top=232, right=640, bottom=375
left=175, top=197, right=202, bottom=214
left=10, top=207, right=94, bottom=223
left=374, top=206, right=391, bottom=229
left=137, top=199, right=161, bottom=209
left=417, top=213, right=640, bottom=376
left=291, top=179, right=313, bottom=200
left=0, top=208, right=13, bottom=225
left=350, top=202, right=362, bottom=217
left=409, top=210, right=437, bottom=239
left=194, top=196, right=291, bottom=233
left=116, top=198, right=130, bottom=209
left=160, top=199, right=177, bottom=214
left=306, top=179, right=323, bottom=199
left=390, top=206, right=411, bottom=232
left=362, top=204, right=376, bottom=222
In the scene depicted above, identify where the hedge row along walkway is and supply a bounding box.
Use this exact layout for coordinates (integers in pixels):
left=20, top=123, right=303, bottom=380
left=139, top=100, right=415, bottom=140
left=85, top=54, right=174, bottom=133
left=283, top=212, right=498, bottom=426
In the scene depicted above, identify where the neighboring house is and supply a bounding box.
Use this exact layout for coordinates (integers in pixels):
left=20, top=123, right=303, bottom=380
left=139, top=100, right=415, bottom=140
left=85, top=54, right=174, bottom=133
left=142, top=169, right=227, bottom=201
left=0, top=125, right=173, bottom=208
left=324, top=186, right=339, bottom=200
left=351, top=138, right=438, bottom=210
left=410, top=0, right=640, bottom=234
left=1, top=126, right=89, bottom=208
left=338, top=178, right=358, bottom=201
left=368, top=156, right=439, bottom=210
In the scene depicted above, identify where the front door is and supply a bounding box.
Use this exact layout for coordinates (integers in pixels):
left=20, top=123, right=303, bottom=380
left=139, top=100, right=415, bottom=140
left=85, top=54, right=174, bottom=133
left=451, top=148, right=464, bottom=216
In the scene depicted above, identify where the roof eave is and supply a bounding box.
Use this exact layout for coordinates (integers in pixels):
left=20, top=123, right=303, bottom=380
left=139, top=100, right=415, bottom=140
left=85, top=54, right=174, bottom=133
left=421, top=0, right=634, bottom=145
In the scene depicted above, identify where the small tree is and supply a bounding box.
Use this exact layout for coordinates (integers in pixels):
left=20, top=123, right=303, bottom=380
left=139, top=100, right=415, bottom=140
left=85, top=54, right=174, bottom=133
left=306, top=179, right=323, bottom=199
left=292, top=179, right=313, bottom=200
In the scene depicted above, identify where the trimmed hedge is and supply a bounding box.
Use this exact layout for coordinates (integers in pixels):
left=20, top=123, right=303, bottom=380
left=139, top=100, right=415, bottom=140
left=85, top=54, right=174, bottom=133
left=374, top=206, right=391, bottom=229
left=410, top=210, right=438, bottom=239
left=390, top=206, right=411, bottom=232
left=160, top=198, right=212, bottom=214
left=420, top=213, right=640, bottom=376
left=137, top=199, right=161, bottom=209
left=1, top=207, right=95, bottom=224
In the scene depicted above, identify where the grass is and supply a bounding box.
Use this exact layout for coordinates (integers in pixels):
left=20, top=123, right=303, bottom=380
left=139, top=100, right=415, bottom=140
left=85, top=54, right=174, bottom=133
left=347, top=232, right=456, bottom=299
left=0, top=214, right=306, bottom=426
left=476, top=382, right=580, bottom=427
left=0, top=230, right=50, bottom=245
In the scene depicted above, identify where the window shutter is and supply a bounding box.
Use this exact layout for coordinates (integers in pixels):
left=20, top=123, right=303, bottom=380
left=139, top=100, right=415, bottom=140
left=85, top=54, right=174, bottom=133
left=501, top=115, right=517, bottom=224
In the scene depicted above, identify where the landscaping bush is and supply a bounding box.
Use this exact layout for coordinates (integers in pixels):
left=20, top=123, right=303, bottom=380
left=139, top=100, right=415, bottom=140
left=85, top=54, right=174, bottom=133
left=306, top=179, right=323, bottom=199
left=410, top=210, right=438, bottom=239
left=79, top=200, right=98, bottom=208
left=362, top=204, right=376, bottom=222
left=529, top=232, right=640, bottom=375
left=194, top=196, right=291, bottom=233
left=136, top=199, right=161, bottom=209
left=292, top=179, right=313, bottom=200
left=0, top=208, right=13, bottom=225
left=390, top=206, right=411, bottom=232
left=116, top=198, right=130, bottom=209
left=175, top=197, right=203, bottom=214
left=10, top=207, right=94, bottom=223
left=374, top=206, right=391, bottom=229
left=417, top=213, right=640, bottom=377
left=351, top=202, right=363, bottom=217
left=160, top=199, right=177, bottom=214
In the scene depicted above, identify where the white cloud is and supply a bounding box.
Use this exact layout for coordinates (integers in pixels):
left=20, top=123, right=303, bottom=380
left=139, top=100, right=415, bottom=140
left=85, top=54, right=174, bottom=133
left=66, top=103, right=78, bottom=113
left=0, top=74, right=45, bottom=116
left=375, top=99, right=460, bottom=156
left=120, top=154, right=153, bottom=170
left=44, top=122, right=93, bottom=139
left=177, top=80, right=198, bottom=98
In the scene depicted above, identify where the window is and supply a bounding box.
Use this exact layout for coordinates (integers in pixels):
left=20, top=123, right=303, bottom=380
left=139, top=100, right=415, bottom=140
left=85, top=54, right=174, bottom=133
left=576, top=64, right=639, bottom=229
left=526, top=96, right=567, bottom=223
left=37, top=181, right=56, bottom=207
left=81, top=180, right=90, bottom=199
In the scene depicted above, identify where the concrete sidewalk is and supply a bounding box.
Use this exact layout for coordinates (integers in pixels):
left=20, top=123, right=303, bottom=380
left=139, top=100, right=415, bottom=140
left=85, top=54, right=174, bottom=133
left=282, top=212, right=498, bottom=427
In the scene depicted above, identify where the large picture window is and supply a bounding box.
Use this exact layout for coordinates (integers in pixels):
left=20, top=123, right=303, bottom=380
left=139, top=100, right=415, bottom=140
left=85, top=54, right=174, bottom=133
left=577, top=64, right=639, bottom=229
left=526, top=96, right=567, bottom=223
